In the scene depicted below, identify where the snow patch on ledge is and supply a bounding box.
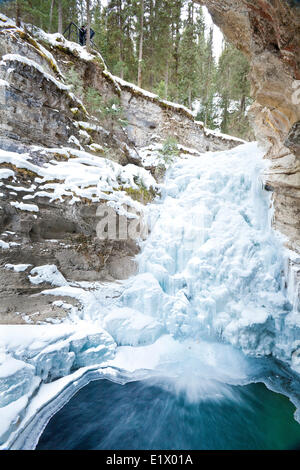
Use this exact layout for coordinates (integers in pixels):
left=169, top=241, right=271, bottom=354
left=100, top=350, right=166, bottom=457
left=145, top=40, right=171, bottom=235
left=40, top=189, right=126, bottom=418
left=29, top=265, right=68, bottom=287
left=10, top=201, right=39, bottom=212
left=5, top=264, right=32, bottom=272
left=203, top=126, right=246, bottom=144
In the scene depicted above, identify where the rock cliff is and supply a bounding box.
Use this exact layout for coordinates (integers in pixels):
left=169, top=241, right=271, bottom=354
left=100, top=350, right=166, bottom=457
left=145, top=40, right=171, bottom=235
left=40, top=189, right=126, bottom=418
left=0, top=14, right=242, bottom=325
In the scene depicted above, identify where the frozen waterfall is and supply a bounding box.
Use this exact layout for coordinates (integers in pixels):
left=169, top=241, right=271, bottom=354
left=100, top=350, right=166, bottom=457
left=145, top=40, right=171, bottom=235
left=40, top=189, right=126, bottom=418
left=117, top=142, right=297, bottom=363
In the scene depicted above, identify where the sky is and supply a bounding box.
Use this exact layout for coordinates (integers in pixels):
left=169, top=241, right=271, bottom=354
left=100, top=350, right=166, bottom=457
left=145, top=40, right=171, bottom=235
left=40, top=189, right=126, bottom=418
left=202, top=6, right=224, bottom=59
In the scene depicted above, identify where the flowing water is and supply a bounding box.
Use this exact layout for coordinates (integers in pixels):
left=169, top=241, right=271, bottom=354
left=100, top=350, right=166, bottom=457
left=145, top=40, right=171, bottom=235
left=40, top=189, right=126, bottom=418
left=35, top=143, right=300, bottom=450
left=37, top=378, right=300, bottom=450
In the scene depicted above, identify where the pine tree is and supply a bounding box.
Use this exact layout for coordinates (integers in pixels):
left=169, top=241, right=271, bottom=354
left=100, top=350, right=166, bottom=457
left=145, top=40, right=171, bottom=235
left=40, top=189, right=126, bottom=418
left=86, top=0, right=91, bottom=50
left=216, top=41, right=252, bottom=138
left=0, top=0, right=253, bottom=138
left=137, top=0, right=144, bottom=87
left=178, top=1, right=198, bottom=108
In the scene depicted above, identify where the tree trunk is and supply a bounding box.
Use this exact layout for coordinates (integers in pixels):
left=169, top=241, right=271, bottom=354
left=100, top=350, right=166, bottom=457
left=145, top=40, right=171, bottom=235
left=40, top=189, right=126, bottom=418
left=16, top=0, right=21, bottom=27
left=49, top=0, right=55, bottom=33
left=165, top=60, right=169, bottom=99
left=174, top=0, right=181, bottom=99
left=117, top=0, right=124, bottom=79
left=240, top=95, right=246, bottom=114
left=58, top=0, right=63, bottom=34
left=188, top=86, right=192, bottom=109
left=137, top=0, right=144, bottom=88
left=86, top=0, right=91, bottom=50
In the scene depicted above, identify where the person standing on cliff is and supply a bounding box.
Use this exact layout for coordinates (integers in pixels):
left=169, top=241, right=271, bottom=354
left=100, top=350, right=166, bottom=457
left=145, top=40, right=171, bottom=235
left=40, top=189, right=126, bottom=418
left=79, top=24, right=95, bottom=47
left=79, top=24, right=86, bottom=46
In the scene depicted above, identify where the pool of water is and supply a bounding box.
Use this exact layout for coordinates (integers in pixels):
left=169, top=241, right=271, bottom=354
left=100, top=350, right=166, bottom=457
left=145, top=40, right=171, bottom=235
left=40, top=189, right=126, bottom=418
left=36, top=378, right=300, bottom=450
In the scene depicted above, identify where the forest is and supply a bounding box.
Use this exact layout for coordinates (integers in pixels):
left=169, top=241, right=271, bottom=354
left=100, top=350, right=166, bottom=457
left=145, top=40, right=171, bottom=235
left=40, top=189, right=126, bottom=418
left=1, top=0, right=254, bottom=139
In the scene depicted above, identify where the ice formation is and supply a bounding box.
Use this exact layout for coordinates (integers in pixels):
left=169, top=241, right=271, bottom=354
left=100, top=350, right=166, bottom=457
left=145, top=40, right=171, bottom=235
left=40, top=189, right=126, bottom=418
left=0, top=142, right=300, bottom=448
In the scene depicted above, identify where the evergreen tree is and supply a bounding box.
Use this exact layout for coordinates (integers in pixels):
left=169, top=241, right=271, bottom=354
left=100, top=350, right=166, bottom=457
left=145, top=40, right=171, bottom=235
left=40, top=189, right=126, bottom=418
left=0, top=0, right=253, bottom=138
left=178, top=2, right=199, bottom=108
left=216, top=41, right=253, bottom=139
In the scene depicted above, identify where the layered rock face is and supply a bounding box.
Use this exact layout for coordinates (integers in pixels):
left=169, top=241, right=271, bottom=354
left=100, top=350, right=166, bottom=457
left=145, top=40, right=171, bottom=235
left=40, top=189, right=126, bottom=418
left=0, top=15, right=242, bottom=325
left=198, top=1, right=300, bottom=255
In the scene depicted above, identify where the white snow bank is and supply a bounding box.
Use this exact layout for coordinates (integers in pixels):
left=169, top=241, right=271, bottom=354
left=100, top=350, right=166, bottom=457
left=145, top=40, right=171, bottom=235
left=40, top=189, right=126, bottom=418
left=33, top=30, right=97, bottom=62
left=204, top=127, right=246, bottom=143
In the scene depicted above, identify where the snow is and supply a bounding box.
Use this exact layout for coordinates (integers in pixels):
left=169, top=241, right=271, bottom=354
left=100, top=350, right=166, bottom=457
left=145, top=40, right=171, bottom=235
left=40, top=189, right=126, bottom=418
left=0, top=240, right=9, bottom=250
left=0, top=79, right=9, bottom=87
left=89, top=143, right=104, bottom=152
left=68, top=135, right=82, bottom=149
left=78, top=121, right=109, bottom=135
left=4, top=264, right=32, bottom=272
left=6, top=184, right=36, bottom=193
left=0, top=147, right=158, bottom=220
left=10, top=201, right=39, bottom=212
left=0, top=14, right=16, bottom=29
left=204, top=126, right=246, bottom=143
left=29, top=265, right=68, bottom=287
left=33, top=29, right=97, bottom=62
left=0, top=54, right=70, bottom=92
left=0, top=169, right=14, bottom=179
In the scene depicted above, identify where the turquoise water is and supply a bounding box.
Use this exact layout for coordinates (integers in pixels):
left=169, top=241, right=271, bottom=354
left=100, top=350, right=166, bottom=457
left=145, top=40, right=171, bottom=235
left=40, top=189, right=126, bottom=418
left=36, top=378, right=300, bottom=450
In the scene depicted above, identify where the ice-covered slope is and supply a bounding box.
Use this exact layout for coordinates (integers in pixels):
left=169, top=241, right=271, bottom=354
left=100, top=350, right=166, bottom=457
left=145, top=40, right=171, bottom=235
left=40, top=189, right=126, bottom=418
left=1, top=142, right=300, bottom=449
